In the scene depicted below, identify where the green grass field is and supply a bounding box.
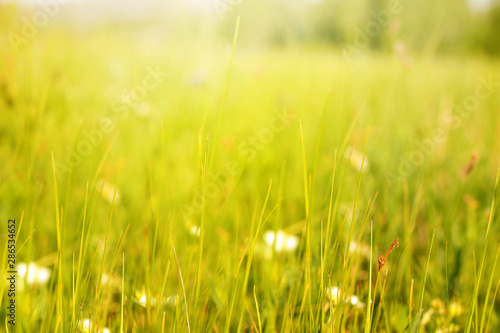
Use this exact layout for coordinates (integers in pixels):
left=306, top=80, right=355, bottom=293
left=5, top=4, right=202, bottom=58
left=1, top=14, right=500, bottom=333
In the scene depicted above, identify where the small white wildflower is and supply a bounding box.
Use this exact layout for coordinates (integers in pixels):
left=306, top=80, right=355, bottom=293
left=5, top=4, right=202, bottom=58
left=263, top=230, right=299, bottom=253
left=345, top=146, right=369, bottom=173
left=136, top=294, right=149, bottom=307
left=135, top=292, right=179, bottom=308
left=80, top=319, right=92, bottom=333
left=326, top=286, right=364, bottom=308
left=78, top=319, right=110, bottom=333
left=349, top=295, right=365, bottom=309
left=326, top=286, right=342, bottom=305
left=96, top=179, right=120, bottom=204
left=18, top=262, right=51, bottom=288
left=189, top=225, right=201, bottom=237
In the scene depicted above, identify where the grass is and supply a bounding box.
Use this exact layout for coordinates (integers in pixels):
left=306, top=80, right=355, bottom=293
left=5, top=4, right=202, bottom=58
left=1, top=17, right=500, bottom=333
left=415, top=226, right=436, bottom=333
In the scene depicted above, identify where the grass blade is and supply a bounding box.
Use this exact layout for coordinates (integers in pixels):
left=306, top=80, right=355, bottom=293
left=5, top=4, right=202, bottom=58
left=414, top=227, right=436, bottom=333
left=465, top=162, right=500, bottom=333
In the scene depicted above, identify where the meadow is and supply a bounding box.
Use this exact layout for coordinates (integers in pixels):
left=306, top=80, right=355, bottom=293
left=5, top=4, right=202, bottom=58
left=1, top=15, right=500, bottom=333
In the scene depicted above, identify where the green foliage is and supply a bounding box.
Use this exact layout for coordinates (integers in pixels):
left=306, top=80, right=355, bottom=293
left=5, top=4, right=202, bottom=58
left=0, top=9, right=500, bottom=332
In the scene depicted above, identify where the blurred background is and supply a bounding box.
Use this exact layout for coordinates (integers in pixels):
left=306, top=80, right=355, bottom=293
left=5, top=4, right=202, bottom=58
left=1, top=1, right=500, bottom=331
left=1, top=0, right=500, bottom=56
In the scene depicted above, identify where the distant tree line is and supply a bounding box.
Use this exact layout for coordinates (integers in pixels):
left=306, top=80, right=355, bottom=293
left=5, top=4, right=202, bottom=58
left=217, top=0, right=500, bottom=56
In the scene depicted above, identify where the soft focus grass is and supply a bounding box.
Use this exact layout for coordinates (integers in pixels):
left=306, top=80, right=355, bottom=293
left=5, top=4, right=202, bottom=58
left=1, top=24, right=500, bottom=332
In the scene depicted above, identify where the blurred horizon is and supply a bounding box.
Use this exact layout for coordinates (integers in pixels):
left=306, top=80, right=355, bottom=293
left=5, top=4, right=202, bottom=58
left=0, top=0, right=495, bottom=11
left=1, top=0, right=500, bottom=57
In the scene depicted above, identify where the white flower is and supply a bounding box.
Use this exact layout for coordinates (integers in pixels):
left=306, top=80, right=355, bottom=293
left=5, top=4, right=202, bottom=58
left=18, top=262, right=51, bottom=288
left=326, top=286, right=342, bottom=305
left=349, top=295, right=365, bottom=309
left=189, top=225, right=200, bottom=237
left=78, top=319, right=110, bottom=333
left=136, top=294, right=150, bottom=307
left=263, top=230, right=299, bottom=253
left=96, top=179, right=120, bottom=204
left=345, top=146, right=369, bottom=173
left=80, top=319, right=92, bottom=332
left=135, top=292, right=179, bottom=308
left=325, top=286, right=365, bottom=308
